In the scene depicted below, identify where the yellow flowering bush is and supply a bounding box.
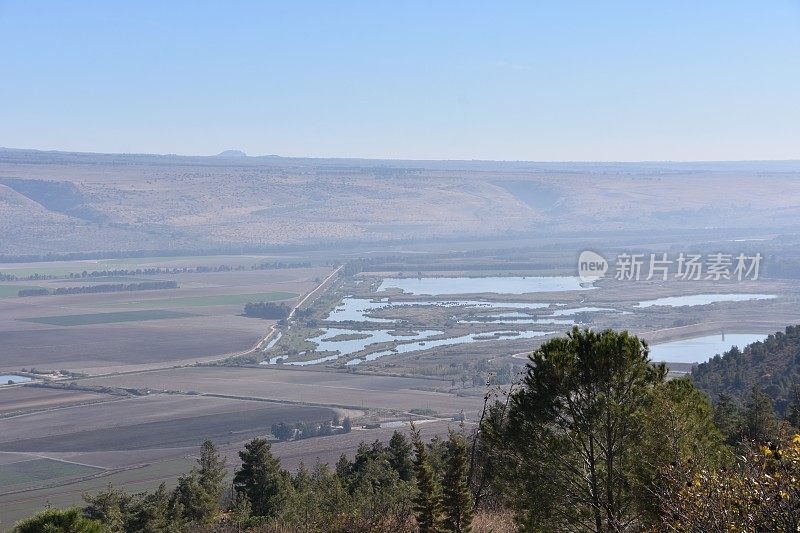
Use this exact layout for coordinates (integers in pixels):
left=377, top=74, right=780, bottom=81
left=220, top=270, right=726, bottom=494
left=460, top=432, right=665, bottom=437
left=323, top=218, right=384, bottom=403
left=656, top=434, right=800, bottom=531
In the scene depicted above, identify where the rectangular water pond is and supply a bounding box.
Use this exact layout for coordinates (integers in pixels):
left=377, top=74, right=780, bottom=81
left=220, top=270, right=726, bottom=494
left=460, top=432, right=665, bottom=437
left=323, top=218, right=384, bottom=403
left=0, top=375, right=32, bottom=384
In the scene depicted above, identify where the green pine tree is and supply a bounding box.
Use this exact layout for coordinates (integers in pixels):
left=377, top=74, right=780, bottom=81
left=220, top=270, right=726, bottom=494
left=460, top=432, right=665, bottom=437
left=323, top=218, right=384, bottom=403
left=335, top=453, right=352, bottom=481
left=294, top=461, right=311, bottom=492
left=127, top=483, right=175, bottom=533
left=411, top=423, right=442, bottom=533
left=441, top=431, right=474, bottom=533
left=170, top=472, right=218, bottom=525
left=498, top=327, right=667, bottom=531
left=195, top=439, right=226, bottom=514
left=388, top=431, right=414, bottom=481
left=714, top=393, right=745, bottom=445
left=745, top=384, right=779, bottom=443
left=82, top=483, right=129, bottom=533
left=233, top=437, right=287, bottom=517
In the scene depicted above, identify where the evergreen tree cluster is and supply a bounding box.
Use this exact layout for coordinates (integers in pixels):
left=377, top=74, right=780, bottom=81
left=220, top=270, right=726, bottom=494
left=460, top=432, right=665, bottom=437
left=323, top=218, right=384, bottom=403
left=73, top=439, right=226, bottom=533
left=692, top=325, right=800, bottom=412
left=14, top=428, right=475, bottom=533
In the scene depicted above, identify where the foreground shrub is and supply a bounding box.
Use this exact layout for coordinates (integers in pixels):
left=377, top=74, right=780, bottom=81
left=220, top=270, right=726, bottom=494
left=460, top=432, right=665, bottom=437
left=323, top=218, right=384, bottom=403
left=656, top=433, right=800, bottom=531
left=13, top=507, right=104, bottom=533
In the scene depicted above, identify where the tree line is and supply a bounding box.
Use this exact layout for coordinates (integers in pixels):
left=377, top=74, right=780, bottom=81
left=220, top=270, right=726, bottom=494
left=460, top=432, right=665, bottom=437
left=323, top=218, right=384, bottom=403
left=17, top=281, right=178, bottom=297
left=0, top=261, right=313, bottom=282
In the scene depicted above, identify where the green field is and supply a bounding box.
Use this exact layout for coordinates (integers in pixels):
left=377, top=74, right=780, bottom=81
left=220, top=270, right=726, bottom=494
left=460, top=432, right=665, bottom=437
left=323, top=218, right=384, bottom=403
left=0, top=266, right=86, bottom=277
left=20, top=310, right=199, bottom=326
left=0, top=285, right=46, bottom=298
left=0, top=458, right=103, bottom=486
left=50, top=276, right=161, bottom=283
left=109, top=291, right=298, bottom=308
left=0, top=254, right=281, bottom=277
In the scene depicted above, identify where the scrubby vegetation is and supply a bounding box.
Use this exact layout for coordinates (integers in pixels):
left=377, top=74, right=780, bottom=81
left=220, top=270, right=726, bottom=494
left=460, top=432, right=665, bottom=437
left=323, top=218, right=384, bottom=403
left=16, top=326, right=800, bottom=532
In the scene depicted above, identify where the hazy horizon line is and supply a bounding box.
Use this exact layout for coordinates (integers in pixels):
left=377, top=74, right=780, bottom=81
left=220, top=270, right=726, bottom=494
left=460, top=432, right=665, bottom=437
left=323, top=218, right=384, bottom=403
left=2, top=145, right=799, bottom=165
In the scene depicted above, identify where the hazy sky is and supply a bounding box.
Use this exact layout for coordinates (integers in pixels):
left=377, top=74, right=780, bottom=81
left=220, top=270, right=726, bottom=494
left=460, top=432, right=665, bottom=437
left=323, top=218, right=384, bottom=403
left=1, top=1, right=799, bottom=160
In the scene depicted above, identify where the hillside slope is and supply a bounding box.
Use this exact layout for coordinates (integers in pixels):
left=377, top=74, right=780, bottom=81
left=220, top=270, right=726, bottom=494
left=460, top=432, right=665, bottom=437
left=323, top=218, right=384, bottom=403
left=2, top=148, right=800, bottom=255
left=692, top=325, right=800, bottom=412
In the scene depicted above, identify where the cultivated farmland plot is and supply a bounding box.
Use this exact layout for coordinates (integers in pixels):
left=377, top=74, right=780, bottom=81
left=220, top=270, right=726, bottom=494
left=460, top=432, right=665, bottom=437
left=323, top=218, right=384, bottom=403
left=76, top=366, right=482, bottom=416
left=0, top=387, right=115, bottom=416
left=0, top=394, right=336, bottom=453
left=0, top=266, right=330, bottom=372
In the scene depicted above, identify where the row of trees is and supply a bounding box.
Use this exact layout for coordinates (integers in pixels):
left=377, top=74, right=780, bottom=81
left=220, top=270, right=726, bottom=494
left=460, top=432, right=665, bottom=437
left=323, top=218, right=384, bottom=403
left=4, top=268, right=199, bottom=281
left=1, top=261, right=313, bottom=282
left=18, top=280, right=178, bottom=297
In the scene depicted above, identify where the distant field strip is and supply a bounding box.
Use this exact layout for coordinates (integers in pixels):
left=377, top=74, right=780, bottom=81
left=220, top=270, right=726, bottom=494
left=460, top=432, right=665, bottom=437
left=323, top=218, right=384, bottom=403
left=0, top=254, right=278, bottom=277
left=107, top=291, right=298, bottom=308
left=0, top=458, right=102, bottom=486
left=20, top=310, right=199, bottom=326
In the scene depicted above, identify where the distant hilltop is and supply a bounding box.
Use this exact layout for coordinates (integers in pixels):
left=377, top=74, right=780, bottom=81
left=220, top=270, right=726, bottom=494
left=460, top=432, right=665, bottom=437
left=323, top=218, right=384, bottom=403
left=215, top=149, right=247, bottom=158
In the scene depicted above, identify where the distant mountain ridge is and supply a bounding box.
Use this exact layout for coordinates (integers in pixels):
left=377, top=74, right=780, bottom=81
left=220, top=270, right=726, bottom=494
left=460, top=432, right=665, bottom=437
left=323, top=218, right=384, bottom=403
left=2, top=147, right=800, bottom=255
left=215, top=149, right=247, bottom=158
left=3, top=146, right=800, bottom=172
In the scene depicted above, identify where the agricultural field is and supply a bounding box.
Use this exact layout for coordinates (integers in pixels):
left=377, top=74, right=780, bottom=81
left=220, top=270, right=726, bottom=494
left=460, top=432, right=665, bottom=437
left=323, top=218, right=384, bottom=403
left=76, top=366, right=481, bottom=416
left=105, top=291, right=297, bottom=309
left=0, top=387, right=115, bottom=416
left=0, top=266, right=331, bottom=373
left=0, top=391, right=341, bottom=526
left=0, top=418, right=457, bottom=527
left=20, top=310, right=199, bottom=326
left=0, top=370, right=464, bottom=526
left=0, top=458, right=102, bottom=489
left=0, top=394, right=336, bottom=454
